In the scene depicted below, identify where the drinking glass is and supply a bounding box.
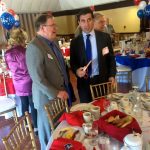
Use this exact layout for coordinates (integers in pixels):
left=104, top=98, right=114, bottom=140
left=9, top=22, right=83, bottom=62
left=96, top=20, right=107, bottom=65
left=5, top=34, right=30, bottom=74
left=98, top=134, right=111, bottom=150
left=89, top=122, right=99, bottom=147
left=103, top=100, right=110, bottom=112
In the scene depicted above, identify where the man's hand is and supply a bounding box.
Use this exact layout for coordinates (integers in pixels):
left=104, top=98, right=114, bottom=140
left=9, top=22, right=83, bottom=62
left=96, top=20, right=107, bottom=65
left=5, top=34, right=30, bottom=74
left=108, top=77, right=115, bottom=84
left=57, top=90, right=69, bottom=100
left=76, top=67, right=86, bottom=78
left=109, top=77, right=117, bottom=90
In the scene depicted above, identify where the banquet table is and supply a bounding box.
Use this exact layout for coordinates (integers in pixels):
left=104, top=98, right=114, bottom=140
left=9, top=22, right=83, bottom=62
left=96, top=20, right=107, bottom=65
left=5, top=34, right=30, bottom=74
left=46, top=93, right=150, bottom=150
left=0, top=75, right=22, bottom=118
left=116, top=55, right=150, bottom=91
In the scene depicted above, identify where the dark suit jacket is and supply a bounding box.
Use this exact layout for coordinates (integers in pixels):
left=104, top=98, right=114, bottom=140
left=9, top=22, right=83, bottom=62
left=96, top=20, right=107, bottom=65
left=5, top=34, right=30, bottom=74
left=70, top=30, right=116, bottom=85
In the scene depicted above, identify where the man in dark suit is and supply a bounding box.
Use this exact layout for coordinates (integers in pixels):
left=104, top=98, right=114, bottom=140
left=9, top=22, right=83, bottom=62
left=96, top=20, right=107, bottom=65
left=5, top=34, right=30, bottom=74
left=26, top=14, right=69, bottom=149
left=70, top=8, right=116, bottom=103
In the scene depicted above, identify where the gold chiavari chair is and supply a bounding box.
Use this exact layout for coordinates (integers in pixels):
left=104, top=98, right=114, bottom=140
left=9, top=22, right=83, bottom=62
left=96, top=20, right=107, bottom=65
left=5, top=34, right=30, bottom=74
left=145, top=76, right=150, bottom=92
left=2, top=112, right=37, bottom=150
left=90, top=82, right=117, bottom=100
left=44, top=98, right=69, bottom=132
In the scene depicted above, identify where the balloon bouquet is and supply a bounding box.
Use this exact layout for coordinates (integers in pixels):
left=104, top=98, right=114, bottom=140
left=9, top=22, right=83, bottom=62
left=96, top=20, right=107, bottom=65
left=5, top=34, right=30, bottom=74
left=0, top=0, right=20, bottom=30
left=135, top=0, right=150, bottom=19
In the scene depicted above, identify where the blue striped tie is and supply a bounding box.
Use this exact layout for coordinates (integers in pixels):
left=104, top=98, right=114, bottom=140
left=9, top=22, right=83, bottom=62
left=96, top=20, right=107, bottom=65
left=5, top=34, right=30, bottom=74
left=86, top=34, right=92, bottom=76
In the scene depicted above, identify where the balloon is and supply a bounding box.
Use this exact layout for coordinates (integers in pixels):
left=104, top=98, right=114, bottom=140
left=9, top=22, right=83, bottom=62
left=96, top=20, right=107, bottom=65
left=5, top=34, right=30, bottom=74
left=134, top=0, right=141, bottom=5
left=14, top=20, right=20, bottom=28
left=14, top=14, right=19, bottom=21
left=144, top=5, right=150, bottom=18
left=137, top=9, right=144, bottom=19
left=0, top=12, right=15, bottom=30
left=8, top=9, right=15, bottom=16
left=90, top=5, right=95, bottom=11
left=138, top=1, right=147, bottom=10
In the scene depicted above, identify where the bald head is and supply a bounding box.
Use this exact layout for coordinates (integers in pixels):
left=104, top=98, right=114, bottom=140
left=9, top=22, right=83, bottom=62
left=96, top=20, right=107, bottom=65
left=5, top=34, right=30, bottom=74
left=94, top=13, right=106, bottom=32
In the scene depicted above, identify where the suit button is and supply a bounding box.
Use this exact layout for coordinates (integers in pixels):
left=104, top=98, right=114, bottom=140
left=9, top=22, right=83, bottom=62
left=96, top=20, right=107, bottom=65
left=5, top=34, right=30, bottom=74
left=61, top=85, right=63, bottom=87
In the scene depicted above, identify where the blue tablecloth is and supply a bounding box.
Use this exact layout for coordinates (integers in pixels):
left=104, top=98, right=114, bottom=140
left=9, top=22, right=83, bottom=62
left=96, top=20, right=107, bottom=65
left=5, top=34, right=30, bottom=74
left=116, top=56, right=150, bottom=71
left=116, top=56, right=150, bottom=91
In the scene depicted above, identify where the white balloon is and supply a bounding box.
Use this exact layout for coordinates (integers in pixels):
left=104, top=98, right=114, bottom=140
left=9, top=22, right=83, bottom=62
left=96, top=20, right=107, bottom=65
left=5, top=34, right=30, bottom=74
left=0, top=1, right=7, bottom=16
left=14, top=14, right=19, bottom=21
left=138, top=1, right=147, bottom=10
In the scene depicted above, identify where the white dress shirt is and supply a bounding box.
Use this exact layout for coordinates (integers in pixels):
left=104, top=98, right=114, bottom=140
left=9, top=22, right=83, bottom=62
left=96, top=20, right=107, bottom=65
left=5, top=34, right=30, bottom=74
left=82, top=30, right=99, bottom=77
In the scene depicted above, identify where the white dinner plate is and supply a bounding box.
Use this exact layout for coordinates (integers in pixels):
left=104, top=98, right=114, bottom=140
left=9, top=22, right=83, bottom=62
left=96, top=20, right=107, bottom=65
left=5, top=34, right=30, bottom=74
left=118, top=102, right=133, bottom=114
left=107, top=93, right=124, bottom=100
left=70, top=103, right=94, bottom=112
left=141, top=93, right=150, bottom=101
left=57, top=127, right=85, bottom=142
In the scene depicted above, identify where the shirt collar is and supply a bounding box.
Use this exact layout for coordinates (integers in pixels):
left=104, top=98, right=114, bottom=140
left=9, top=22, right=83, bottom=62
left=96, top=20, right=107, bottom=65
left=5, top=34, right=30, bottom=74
left=82, top=29, right=95, bottom=38
left=37, top=35, right=53, bottom=45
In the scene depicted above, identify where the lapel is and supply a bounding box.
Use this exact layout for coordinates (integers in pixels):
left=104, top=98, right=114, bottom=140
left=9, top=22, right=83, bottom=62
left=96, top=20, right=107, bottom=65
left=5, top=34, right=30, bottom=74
left=95, top=31, right=103, bottom=64
left=78, top=34, right=88, bottom=64
left=36, top=35, right=63, bottom=72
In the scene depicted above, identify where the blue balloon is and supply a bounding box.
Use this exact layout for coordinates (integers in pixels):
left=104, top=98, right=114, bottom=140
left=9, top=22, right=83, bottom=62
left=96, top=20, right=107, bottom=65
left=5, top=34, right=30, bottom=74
left=14, top=20, right=20, bottom=28
left=137, top=9, right=144, bottom=19
left=144, top=5, right=150, bottom=18
left=0, top=12, right=15, bottom=30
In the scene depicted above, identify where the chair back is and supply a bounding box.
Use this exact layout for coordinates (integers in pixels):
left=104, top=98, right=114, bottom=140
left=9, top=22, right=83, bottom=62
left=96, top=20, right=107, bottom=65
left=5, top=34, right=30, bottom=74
left=90, top=82, right=117, bottom=100
left=145, top=76, right=150, bottom=92
left=2, top=112, right=37, bottom=150
left=44, top=98, right=69, bottom=132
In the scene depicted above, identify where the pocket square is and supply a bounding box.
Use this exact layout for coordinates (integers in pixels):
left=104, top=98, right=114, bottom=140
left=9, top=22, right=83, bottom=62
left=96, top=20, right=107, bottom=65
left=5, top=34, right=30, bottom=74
left=102, top=47, right=109, bottom=56
left=47, top=53, right=53, bottom=59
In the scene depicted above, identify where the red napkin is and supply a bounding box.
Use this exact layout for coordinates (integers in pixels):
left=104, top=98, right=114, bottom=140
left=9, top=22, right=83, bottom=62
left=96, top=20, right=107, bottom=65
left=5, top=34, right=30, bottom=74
left=50, top=138, right=86, bottom=150
left=0, top=75, right=15, bottom=96
left=92, top=98, right=110, bottom=113
left=115, top=53, right=122, bottom=56
left=59, top=111, right=84, bottom=127
left=97, top=110, right=142, bottom=142
left=130, top=54, right=140, bottom=58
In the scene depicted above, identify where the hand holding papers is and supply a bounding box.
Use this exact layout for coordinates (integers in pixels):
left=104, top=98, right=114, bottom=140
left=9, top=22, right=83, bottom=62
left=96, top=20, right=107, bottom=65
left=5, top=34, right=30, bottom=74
left=83, top=60, right=92, bottom=71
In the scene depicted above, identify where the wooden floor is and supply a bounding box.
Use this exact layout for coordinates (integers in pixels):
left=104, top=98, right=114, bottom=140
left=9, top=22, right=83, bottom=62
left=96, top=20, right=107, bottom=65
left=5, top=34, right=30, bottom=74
left=0, top=71, right=131, bottom=150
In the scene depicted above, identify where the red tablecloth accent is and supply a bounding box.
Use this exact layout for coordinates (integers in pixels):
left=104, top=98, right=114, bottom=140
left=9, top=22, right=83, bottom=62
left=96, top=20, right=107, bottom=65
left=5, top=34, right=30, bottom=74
left=61, top=48, right=70, bottom=57
left=97, top=110, right=142, bottom=142
left=0, top=75, right=15, bottom=96
left=92, top=98, right=110, bottom=113
left=59, top=111, right=84, bottom=127
left=50, top=138, right=86, bottom=150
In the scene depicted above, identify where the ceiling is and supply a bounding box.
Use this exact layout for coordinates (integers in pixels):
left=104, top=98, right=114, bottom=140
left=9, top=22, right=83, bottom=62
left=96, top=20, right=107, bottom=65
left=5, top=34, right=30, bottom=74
left=3, top=0, right=128, bottom=13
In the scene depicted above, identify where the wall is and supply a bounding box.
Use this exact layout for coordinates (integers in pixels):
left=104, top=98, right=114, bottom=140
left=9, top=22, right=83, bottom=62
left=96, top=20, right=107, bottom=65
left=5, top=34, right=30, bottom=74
left=55, top=6, right=140, bottom=35
left=55, top=15, right=76, bottom=35
left=100, top=6, right=140, bottom=33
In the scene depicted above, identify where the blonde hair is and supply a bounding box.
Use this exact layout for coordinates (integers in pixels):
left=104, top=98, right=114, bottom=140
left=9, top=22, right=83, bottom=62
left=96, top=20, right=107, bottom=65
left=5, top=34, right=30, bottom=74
left=8, top=28, right=28, bottom=47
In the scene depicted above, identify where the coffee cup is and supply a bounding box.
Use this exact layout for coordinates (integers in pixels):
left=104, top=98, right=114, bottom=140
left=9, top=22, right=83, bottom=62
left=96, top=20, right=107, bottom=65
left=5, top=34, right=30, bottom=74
left=83, top=112, right=92, bottom=123
left=121, top=98, right=129, bottom=107
left=82, top=123, right=92, bottom=134
left=91, top=106, right=100, bottom=120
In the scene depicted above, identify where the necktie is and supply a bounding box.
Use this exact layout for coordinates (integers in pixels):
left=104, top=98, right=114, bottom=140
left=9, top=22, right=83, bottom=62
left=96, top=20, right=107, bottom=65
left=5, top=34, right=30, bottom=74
left=50, top=42, right=72, bottom=106
left=86, top=34, right=92, bottom=76
left=50, top=42, right=68, bottom=86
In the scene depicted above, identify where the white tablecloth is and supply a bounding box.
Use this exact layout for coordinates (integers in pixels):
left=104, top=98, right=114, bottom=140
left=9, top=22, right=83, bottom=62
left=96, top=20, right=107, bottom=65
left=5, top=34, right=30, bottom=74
left=46, top=104, right=150, bottom=150
left=0, top=94, right=22, bottom=119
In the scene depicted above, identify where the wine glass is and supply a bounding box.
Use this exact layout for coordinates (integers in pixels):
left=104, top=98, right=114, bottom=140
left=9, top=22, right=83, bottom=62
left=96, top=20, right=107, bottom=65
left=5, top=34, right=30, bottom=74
left=103, top=100, right=110, bottom=112
left=88, top=122, right=99, bottom=147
